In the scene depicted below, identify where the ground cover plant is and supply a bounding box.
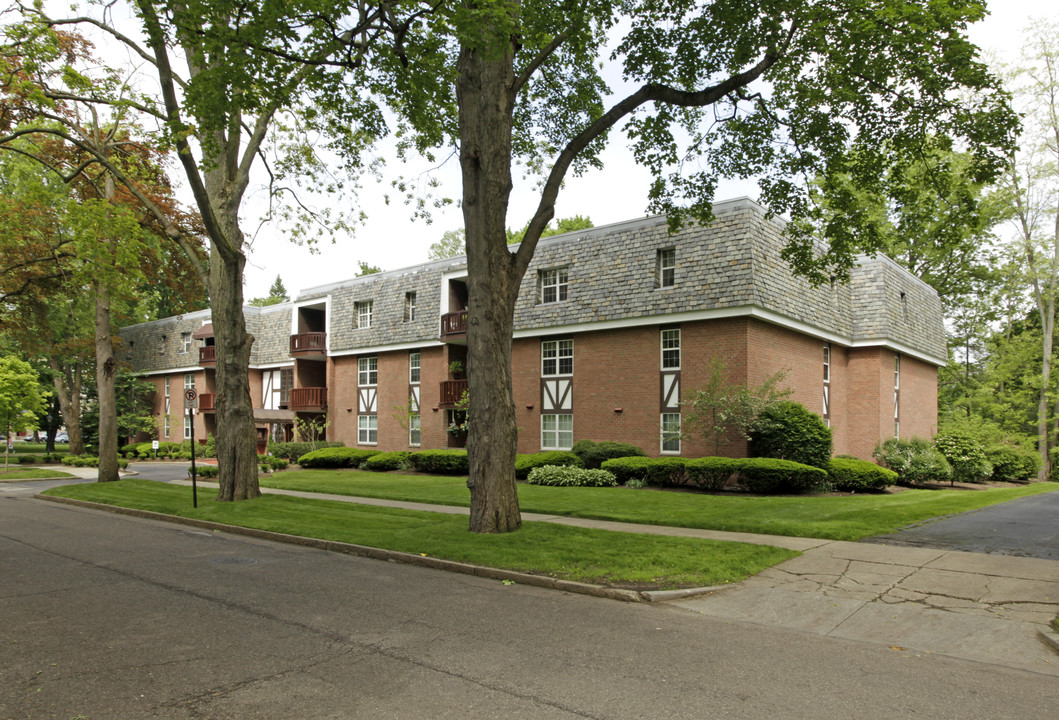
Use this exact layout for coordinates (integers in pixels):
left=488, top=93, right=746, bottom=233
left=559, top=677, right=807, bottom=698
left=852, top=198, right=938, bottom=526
left=258, top=471, right=1059, bottom=541
left=42, top=479, right=796, bottom=590
left=0, top=468, right=76, bottom=480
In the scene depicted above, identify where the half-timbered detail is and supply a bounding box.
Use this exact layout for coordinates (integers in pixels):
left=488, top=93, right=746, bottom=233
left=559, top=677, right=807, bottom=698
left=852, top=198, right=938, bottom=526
left=823, top=344, right=831, bottom=427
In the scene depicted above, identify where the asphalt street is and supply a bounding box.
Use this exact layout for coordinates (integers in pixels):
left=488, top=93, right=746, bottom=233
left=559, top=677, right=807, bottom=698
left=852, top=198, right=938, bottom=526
left=2, top=493, right=1057, bottom=720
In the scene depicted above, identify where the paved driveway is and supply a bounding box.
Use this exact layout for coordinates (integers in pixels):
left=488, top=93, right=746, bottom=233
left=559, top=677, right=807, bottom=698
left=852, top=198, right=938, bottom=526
left=867, top=489, right=1059, bottom=560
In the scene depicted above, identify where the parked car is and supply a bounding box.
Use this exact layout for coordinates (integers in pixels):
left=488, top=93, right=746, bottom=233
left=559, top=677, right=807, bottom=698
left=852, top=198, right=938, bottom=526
left=54, top=432, right=69, bottom=443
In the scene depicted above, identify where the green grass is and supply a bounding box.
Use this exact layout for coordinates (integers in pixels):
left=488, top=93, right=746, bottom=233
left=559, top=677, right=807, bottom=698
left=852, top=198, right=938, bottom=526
left=260, top=470, right=1059, bottom=541
left=42, top=478, right=796, bottom=589
left=0, top=468, right=76, bottom=480
left=6, top=443, right=70, bottom=454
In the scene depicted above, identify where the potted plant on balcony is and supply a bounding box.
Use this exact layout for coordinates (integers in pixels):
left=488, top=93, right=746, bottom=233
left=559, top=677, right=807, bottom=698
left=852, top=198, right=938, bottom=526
left=448, top=360, right=465, bottom=379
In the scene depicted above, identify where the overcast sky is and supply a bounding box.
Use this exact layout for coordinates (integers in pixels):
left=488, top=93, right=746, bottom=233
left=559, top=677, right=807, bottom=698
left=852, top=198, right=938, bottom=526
left=236, top=0, right=1051, bottom=301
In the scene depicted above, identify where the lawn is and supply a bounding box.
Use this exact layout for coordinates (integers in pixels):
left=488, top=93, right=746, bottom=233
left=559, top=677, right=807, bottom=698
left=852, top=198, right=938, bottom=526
left=260, top=470, right=1059, bottom=541
left=42, top=479, right=796, bottom=590
left=0, top=468, right=76, bottom=480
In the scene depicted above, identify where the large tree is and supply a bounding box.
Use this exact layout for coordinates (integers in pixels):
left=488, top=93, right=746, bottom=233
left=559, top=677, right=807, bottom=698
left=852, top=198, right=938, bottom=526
left=0, top=355, right=44, bottom=469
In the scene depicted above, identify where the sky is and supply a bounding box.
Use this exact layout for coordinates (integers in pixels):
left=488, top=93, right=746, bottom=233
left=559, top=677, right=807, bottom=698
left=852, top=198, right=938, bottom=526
left=236, top=0, right=1051, bottom=301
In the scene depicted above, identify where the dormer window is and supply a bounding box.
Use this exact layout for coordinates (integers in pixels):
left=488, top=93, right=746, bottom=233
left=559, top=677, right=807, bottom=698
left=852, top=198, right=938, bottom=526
left=538, top=267, right=568, bottom=304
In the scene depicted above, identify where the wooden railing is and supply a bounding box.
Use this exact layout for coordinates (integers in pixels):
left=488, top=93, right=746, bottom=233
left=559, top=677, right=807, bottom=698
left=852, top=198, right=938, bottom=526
left=197, top=393, right=216, bottom=411
left=290, top=332, right=326, bottom=355
left=440, top=310, right=467, bottom=337
left=289, top=387, right=327, bottom=410
left=440, top=379, right=468, bottom=405
left=198, top=345, right=216, bottom=364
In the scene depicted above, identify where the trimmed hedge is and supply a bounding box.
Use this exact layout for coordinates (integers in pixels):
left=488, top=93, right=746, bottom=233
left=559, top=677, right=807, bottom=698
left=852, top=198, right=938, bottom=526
left=258, top=455, right=289, bottom=471
left=191, top=464, right=219, bottom=478
left=738, top=458, right=828, bottom=494
left=515, top=451, right=583, bottom=479
left=363, top=451, right=413, bottom=472
left=600, top=456, right=689, bottom=487
left=985, top=445, right=1039, bottom=483
left=685, top=457, right=742, bottom=490
left=571, top=440, right=646, bottom=469
left=526, top=465, right=617, bottom=487
left=827, top=457, right=897, bottom=492
left=407, top=449, right=469, bottom=475
left=60, top=456, right=130, bottom=470
left=297, top=447, right=379, bottom=468
left=270, top=441, right=345, bottom=463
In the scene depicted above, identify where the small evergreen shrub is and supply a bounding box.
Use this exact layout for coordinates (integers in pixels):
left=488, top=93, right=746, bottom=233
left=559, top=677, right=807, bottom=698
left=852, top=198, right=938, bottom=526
left=515, top=451, right=583, bottom=479
left=270, top=441, right=345, bottom=463
left=363, top=451, right=413, bottom=472
left=684, top=457, right=742, bottom=490
left=257, top=454, right=289, bottom=471
left=873, top=437, right=951, bottom=486
left=737, top=458, right=829, bottom=494
left=933, top=432, right=992, bottom=485
left=571, top=440, right=646, bottom=469
left=59, top=456, right=129, bottom=469
left=749, top=401, right=832, bottom=468
left=191, top=465, right=219, bottom=478
left=526, top=465, right=618, bottom=487
left=298, top=447, right=379, bottom=468
left=985, top=445, right=1039, bottom=483
left=408, top=449, right=469, bottom=475
left=16, top=455, right=37, bottom=464
left=599, top=456, right=688, bottom=487
left=827, top=457, right=897, bottom=492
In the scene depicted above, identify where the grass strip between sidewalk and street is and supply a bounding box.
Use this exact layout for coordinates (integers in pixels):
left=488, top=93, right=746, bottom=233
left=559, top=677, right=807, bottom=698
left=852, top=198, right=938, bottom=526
left=259, top=471, right=1059, bottom=541
left=41, top=479, right=798, bottom=590
left=0, top=468, right=76, bottom=480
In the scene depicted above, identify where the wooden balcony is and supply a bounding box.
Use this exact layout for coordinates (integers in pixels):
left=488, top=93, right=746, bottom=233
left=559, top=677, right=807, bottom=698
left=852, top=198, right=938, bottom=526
left=440, top=310, right=467, bottom=342
left=290, top=332, right=327, bottom=357
left=289, top=386, right=328, bottom=411
left=198, top=393, right=216, bottom=412
left=199, top=345, right=216, bottom=365
left=439, top=379, right=468, bottom=406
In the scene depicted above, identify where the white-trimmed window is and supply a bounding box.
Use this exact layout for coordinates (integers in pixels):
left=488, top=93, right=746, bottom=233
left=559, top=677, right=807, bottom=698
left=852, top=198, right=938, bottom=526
left=404, top=292, right=416, bottom=322
left=894, top=354, right=900, bottom=438
left=409, top=414, right=421, bottom=447
left=180, top=332, right=192, bottom=354
left=823, top=345, right=831, bottom=428
left=159, top=334, right=167, bottom=355
left=184, top=372, right=195, bottom=390
left=358, top=356, right=378, bottom=386
left=661, top=329, right=680, bottom=369
left=183, top=415, right=192, bottom=440
left=409, top=351, right=421, bottom=384
left=657, top=247, right=676, bottom=287
left=164, top=376, right=171, bottom=397
left=541, top=414, right=573, bottom=450
left=355, top=300, right=373, bottom=329
left=661, top=413, right=681, bottom=454
left=164, top=414, right=171, bottom=438
left=538, top=267, right=569, bottom=304
left=358, top=415, right=378, bottom=445
left=541, top=339, right=573, bottom=376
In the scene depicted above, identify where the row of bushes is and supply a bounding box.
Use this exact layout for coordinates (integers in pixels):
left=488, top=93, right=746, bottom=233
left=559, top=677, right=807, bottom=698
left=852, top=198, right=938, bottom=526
left=8, top=453, right=66, bottom=464
left=874, top=434, right=1039, bottom=486
left=61, top=456, right=130, bottom=470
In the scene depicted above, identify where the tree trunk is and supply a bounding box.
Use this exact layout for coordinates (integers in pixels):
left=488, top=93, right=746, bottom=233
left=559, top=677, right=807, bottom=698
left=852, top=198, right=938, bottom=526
left=1041, top=292, right=1057, bottom=481
left=208, top=212, right=261, bottom=502
left=94, top=281, right=119, bottom=482
left=48, top=356, right=83, bottom=455
left=458, top=42, right=523, bottom=533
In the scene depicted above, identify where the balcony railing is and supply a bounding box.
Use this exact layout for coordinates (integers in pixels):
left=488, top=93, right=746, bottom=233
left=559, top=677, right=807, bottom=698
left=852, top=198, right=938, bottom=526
left=440, top=310, right=467, bottom=338
left=440, top=379, right=468, bottom=405
left=198, top=393, right=216, bottom=412
left=199, top=345, right=216, bottom=365
left=289, top=386, right=328, bottom=411
left=290, top=332, right=327, bottom=356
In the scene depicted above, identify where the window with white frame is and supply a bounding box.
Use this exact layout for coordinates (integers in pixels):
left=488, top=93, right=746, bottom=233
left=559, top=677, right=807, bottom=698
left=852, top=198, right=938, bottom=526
left=183, top=415, right=192, bottom=439
left=661, top=328, right=680, bottom=369
left=180, top=332, right=192, bottom=353
left=164, top=376, right=171, bottom=397
left=358, top=356, right=378, bottom=386
left=538, top=267, right=569, bottom=304
left=409, top=414, right=421, bottom=447
left=159, top=334, right=167, bottom=355
left=823, top=345, right=831, bottom=428
left=661, top=413, right=681, bottom=453
left=164, top=414, right=171, bottom=438
left=355, top=300, right=373, bottom=329
left=409, top=351, right=421, bottom=384
left=541, top=414, right=573, bottom=450
left=657, top=247, right=676, bottom=288
left=184, top=372, right=195, bottom=389
left=358, top=415, right=378, bottom=444
left=541, top=339, right=573, bottom=376
left=404, top=292, right=416, bottom=322
left=894, top=354, right=900, bottom=438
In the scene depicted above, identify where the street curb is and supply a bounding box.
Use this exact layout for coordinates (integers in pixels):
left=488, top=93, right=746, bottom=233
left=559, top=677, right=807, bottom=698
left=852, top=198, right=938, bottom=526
left=36, top=494, right=697, bottom=603
left=1039, top=630, right=1059, bottom=656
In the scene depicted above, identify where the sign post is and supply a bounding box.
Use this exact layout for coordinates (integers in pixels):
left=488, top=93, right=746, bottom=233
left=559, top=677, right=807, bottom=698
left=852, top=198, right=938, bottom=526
left=184, top=388, right=198, bottom=508
left=151, top=439, right=159, bottom=460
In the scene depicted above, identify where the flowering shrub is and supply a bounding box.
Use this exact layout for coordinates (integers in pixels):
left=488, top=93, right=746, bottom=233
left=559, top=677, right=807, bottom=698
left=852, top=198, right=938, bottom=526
left=526, top=465, right=618, bottom=487
left=933, top=432, right=992, bottom=485
left=874, top=437, right=951, bottom=486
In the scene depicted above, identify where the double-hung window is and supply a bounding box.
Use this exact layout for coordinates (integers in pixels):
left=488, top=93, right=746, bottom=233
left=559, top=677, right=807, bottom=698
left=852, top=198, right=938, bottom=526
left=180, top=332, right=192, bottom=354
left=358, top=415, right=378, bottom=444
left=541, top=339, right=573, bottom=376
left=823, top=345, right=831, bottom=428
left=355, top=300, right=373, bottom=329
left=661, top=413, right=681, bottom=454
left=404, top=292, right=416, bottom=322
left=359, top=356, right=377, bottom=386
left=538, top=267, right=568, bottom=304
left=661, top=329, right=680, bottom=370
left=541, top=414, right=573, bottom=450
left=409, top=351, right=421, bottom=384
left=657, top=248, right=676, bottom=287
left=409, top=414, right=421, bottom=447
left=184, top=372, right=195, bottom=390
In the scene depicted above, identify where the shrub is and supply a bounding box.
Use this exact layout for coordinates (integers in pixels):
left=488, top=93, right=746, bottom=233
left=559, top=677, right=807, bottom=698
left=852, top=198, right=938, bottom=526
left=873, top=437, right=951, bottom=486
left=985, top=445, right=1039, bottom=484
left=737, top=458, right=829, bottom=494
left=59, top=456, right=129, bottom=469
left=191, top=464, right=219, bottom=478
left=257, top=454, right=289, bottom=471
left=749, top=401, right=832, bottom=468
left=934, top=431, right=992, bottom=485
left=571, top=440, right=645, bottom=469
left=16, top=454, right=37, bottom=464
left=298, top=447, right=379, bottom=468
left=827, top=457, right=897, bottom=492
left=526, top=465, right=618, bottom=487
left=515, top=451, right=583, bottom=479
left=363, top=451, right=413, bottom=472
left=270, top=441, right=345, bottom=463
left=600, top=456, right=688, bottom=487
left=408, top=449, right=469, bottom=475
left=684, top=457, right=742, bottom=490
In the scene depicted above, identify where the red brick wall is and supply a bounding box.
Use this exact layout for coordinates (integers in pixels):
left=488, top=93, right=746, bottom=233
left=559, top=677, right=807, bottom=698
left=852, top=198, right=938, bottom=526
left=897, top=354, right=938, bottom=442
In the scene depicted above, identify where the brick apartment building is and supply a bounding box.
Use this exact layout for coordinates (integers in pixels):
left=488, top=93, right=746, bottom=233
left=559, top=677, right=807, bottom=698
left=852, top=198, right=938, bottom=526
left=118, top=197, right=946, bottom=460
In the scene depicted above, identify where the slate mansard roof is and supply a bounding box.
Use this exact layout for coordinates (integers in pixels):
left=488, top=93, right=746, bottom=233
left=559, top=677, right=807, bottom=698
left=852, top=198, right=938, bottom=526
left=119, top=197, right=947, bottom=370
